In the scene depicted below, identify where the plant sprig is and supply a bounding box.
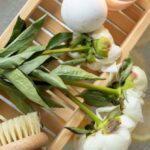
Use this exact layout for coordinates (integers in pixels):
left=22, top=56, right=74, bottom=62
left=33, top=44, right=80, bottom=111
left=0, top=14, right=134, bottom=137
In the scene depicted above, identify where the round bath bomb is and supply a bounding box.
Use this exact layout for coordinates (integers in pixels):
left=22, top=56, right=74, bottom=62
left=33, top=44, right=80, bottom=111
left=61, top=0, right=108, bottom=33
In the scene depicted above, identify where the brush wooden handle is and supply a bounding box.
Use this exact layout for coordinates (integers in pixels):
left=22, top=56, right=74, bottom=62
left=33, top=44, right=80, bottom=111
left=0, top=132, right=49, bottom=150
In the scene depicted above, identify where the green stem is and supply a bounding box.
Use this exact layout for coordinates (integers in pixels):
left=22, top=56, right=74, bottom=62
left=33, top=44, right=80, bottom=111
left=42, top=46, right=90, bottom=55
left=66, top=81, right=121, bottom=96
left=64, top=90, right=102, bottom=127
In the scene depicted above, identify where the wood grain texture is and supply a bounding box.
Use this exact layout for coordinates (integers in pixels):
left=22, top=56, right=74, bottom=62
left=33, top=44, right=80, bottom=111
left=0, top=0, right=150, bottom=150
left=0, top=0, right=42, bottom=48
left=136, top=0, right=150, bottom=10
left=0, top=132, right=49, bottom=150
left=122, top=4, right=144, bottom=22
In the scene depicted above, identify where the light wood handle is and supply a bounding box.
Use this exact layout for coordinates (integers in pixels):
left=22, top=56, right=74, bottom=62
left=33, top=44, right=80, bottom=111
left=0, top=132, right=49, bottom=150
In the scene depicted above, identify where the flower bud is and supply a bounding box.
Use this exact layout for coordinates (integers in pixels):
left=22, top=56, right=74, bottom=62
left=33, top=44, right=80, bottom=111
left=93, top=37, right=111, bottom=58
left=86, top=43, right=121, bottom=72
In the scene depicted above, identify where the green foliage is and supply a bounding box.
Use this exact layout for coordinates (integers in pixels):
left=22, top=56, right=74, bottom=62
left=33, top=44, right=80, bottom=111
left=4, top=69, right=50, bottom=109
left=51, top=65, right=101, bottom=81
left=46, top=32, right=73, bottom=49
left=79, top=90, right=117, bottom=107
left=0, top=15, right=46, bottom=57
left=66, top=127, right=92, bottom=135
left=0, top=79, right=33, bottom=114
left=118, top=57, right=133, bottom=85
left=32, top=69, right=67, bottom=89
left=0, top=45, right=45, bottom=69
left=6, top=16, right=26, bottom=46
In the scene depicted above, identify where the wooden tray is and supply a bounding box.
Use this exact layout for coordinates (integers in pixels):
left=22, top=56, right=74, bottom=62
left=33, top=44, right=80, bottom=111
left=0, top=0, right=150, bottom=149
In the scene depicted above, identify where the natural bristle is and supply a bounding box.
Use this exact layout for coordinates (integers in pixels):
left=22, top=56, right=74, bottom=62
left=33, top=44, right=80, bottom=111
left=0, top=112, right=41, bottom=146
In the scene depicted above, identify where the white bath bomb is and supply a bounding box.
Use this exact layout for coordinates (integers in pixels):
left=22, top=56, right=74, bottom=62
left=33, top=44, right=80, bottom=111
left=61, top=0, right=108, bottom=33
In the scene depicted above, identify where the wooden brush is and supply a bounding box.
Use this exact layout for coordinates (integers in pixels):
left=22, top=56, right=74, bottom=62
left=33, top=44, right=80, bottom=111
left=0, top=112, right=49, bottom=150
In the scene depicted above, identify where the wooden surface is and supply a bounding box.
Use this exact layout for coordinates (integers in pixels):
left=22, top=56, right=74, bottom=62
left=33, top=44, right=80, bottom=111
left=0, top=0, right=150, bottom=150
left=0, top=0, right=42, bottom=48
left=0, top=0, right=26, bottom=34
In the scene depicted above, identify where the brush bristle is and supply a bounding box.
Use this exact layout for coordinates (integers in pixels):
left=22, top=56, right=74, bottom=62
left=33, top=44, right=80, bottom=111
left=0, top=112, right=41, bottom=146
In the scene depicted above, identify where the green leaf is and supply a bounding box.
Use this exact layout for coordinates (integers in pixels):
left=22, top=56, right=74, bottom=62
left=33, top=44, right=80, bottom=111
left=65, top=127, right=92, bottom=135
left=41, top=94, right=63, bottom=108
left=0, top=45, right=45, bottom=69
left=79, top=90, right=112, bottom=107
left=46, top=32, right=73, bottom=49
left=32, top=69, right=67, bottom=89
left=70, top=33, right=92, bottom=47
left=62, top=58, right=86, bottom=66
left=102, top=106, right=121, bottom=134
left=0, top=69, right=4, bottom=76
left=6, top=16, right=26, bottom=46
left=20, top=55, right=50, bottom=75
left=119, top=57, right=133, bottom=85
left=0, top=48, right=6, bottom=54
left=0, top=15, right=46, bottom=57
left=107, top=106, right=121, bottom=120
left=122, top=75, right=134, bottom=90
left=120, top=57, right=132, bottom=72
left=70, top=34, right=85, bottom=48
left=37, top=86, right=63, bottom=108
left=51, top=65, right=101, bottom=81
left=4, top=68, right=49, bottom=109
left=0, top=79, right=33, bottom=114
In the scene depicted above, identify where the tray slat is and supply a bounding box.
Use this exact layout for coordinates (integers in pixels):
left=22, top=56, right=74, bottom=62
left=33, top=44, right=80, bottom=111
left=122, top=4, right=144, bottom=22
left=0, top=0, right=150, bottom=150
left=136, top=0, right=150, bottom=10
left=108, top=11, right=135, bottom=34
left=31, top=8, right=67, bottom=34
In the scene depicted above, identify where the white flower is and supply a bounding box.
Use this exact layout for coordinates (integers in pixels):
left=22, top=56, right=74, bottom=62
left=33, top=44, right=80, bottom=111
left=74, top=135, right=85, bottom=150
left=132, top=66, right=148, bottom=96
left=96, top=106, right=137, bottom=132
left=69, top=44, right=121, bottom=73
left=123, top=89, right=144, bottom=122
left=73, top=106, right=133, bottom=150
left=69, top=26, right=121, bottom=73
left=120, top=115, right=137, bottom=132
left=85, top=59, right=101, bottom=72
left=90, top=25, right=114, bottom=44
left=100, top=62, right=118, bottom=73
left=99, top=44, right=121, bottom=65
left=96, top=106, right=117, bottom=120
left=86, top=26, right=121, bottom=72
left=74, top=128, right=131, bottom=150
left=86, top=44, right=121, bottom=72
